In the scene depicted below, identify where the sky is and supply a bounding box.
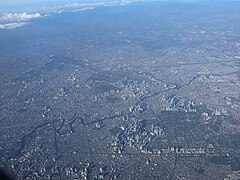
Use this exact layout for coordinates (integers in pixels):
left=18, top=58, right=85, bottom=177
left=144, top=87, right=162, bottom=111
left=1, top=0, right=170, bottom=14
left=0, top=0, right=123, bottom=13
left=0, top=0, right=238, bottom=10
left=0, top=0, right=239, bottom=30
left=0, top=0, right=153, bottom=29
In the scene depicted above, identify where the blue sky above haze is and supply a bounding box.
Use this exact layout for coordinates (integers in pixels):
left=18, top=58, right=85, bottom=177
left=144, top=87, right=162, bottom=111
left=0, top=0, right=121, bottom=14
left=1, top=0, right=239, bottom=14
left=0, top=0, right=239, bottom=23
left=0, top=0, right=238, bottom=8
left=0, top=0, right=115, bottom=12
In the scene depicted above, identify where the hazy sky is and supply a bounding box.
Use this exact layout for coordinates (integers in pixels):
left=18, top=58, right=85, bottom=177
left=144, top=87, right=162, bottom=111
left=0, top=0, right=238, bottom=14
left=0, top=0, right=112, bottom=13
left=0, top=0, right=117, bottom=5
left=0, top=0, right=125, bottom=11
left=0, top=0, right=213, bottom=7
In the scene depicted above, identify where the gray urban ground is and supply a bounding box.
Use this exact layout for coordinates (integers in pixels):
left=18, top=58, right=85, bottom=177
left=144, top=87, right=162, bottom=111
left=0, top=1, right=240, bottom=179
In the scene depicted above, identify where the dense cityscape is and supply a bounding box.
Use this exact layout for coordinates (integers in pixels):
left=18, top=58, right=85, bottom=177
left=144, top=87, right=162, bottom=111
left=0, top=0, right=240, bottom=179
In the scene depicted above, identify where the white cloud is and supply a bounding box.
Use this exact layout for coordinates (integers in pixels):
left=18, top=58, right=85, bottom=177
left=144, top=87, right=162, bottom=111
left=0, top=22, right=28, bottom=29
left=70, top=7, right=96, bottom=12
left=0, top=0, right=148, bottom=30
left=40, top=1, right=136, bottom=14
left=0, top=12, right=41, bottom=21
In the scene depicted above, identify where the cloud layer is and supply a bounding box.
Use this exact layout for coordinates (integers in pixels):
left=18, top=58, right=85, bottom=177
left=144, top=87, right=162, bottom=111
left=0, top=0, right=155, bottom=30
left=0, top=12, right=41, bottom=29
left=39, top=1, right=133, bottom=14
left=0, top=12, right=41, bottom=21
left=0, top=22, right=28, bottom=29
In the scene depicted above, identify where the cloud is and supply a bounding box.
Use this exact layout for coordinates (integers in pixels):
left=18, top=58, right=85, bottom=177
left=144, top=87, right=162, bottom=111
left=70, top=7, right=96, bottom=13
left=40, top=1, right=137, bottom=14
left=0, top=0, right=149, bottom=30
left=0, top=22, right=28, bottom=29
left=0, top=12, right=41, bottom=21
